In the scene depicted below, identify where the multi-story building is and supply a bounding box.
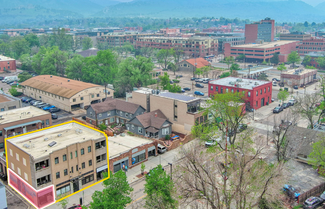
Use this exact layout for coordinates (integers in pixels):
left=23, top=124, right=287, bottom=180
left=209, top=77, right=273, bottom=110
left=0, top=106, right=52, bottom=176
left=306, top=51, right=325, bottom=68
left=245, top=18, right=275, bottom=44
left=6, top=122, right=108, bottom=208
left=280, top=32, right=311, bottom=41
left=86, top=98, right=146, bottom=126
left=127, top=89, right=205, bottom=134
left=224, top=40, right=299, bottom=63
left=275, top=26, right=290, bottom=36
left=159, top=28, right=180, bottom=35
left=298, top=37, right=325, bottom=55
left=0, top=91, right=22, bottom=112
left=202, top=25, right=232, bottom=33
left=21, top=75, right=114, bottom=112
left=280, top=69, right=317, bottom=86
left=135, top=36, right=218, bottom=58
left=0, top=55, right=16, bottom=73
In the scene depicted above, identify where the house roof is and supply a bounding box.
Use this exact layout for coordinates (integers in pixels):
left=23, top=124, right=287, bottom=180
left=21, top=75, right=100, bottom=98
left=185, top=58, right=210, bottom=69
left=136, top=109, right=169, bottom=129
left=90, top=98, right=142, bottom=114
left=77, top=48, right=99, bottom=57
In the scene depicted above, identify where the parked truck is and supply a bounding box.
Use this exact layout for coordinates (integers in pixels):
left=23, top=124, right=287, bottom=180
left=2, top=76, right=18, bottom=83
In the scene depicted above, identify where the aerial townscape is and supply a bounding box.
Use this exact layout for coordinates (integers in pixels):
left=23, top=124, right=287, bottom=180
left=2, top=0, right=325, bottom=209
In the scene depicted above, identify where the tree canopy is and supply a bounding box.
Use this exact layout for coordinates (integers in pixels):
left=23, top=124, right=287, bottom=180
left=287, top=51, right=301, bottom=68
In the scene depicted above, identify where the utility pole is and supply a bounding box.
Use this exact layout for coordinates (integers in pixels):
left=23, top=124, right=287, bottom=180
left=168, top=163, right=173, bottom=180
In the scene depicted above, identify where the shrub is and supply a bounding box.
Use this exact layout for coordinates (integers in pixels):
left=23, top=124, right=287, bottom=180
left=127, top=131, right=134, bottom=136
left=9, top=87, right=23, bottom=97
left=162, top=68, right=168, bottom=71
left=98, top=123, right=107, bottom=131
left=172, top=79, right=180, bottom=83
left=165, top=135, right=170, bottom=140
left=220, top=72, right=230, bottom=78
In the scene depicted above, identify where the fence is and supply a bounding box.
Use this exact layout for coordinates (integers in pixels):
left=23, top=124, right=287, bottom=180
left=298, top=182, right=325, bottom=204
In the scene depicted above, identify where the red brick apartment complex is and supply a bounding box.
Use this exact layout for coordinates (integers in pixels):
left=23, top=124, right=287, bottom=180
left=0, top=55, right=16, bottom=73
left=135, top=37, right=218, bottom=57
left=245, top=18, right=275, bottom=44
left=224, top=40, right=299, bottom=63
left=298, top=37, right=325, bottom=55
left=209, top=77, right=272, bottom=110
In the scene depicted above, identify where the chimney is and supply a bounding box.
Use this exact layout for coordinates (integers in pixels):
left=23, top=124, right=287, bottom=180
left=155, top=112, right=157, bottom=117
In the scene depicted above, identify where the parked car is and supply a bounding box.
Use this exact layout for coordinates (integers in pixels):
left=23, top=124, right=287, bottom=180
left=197, top=78, right=204, bottom=83
left=43, top=105, right=55, bottom=111
left=37, top=103, right=49, bottom=108
left=303, top=197, right=323, bottom=209
left=194, top=91, right=204, bottom=96
left=21, top=97, right=29, bottom=102
left=24, top=98, right=33, bottom=103
left=272, top=81, right=277, bottom=86
left=49, top=107, right=61, bottom=113
left=283, top=184, right=300, bottom=200
left=169, top=80, right=174, bottom=84
left=237, top=124, right=248, bottom=133
left=288, top=99, right=295, bottom=106
left=51, top=113, right=58, bottom=119
left=29, top=100, right=39, bottom=105
left=191, top=77, right=197, bottom=81
left=33, top=101, right=44, bottom=106
left=194, top=78, right=200, bottom=82
left=180, top=89, right=185, bottom=93
left=205, top=137, right=222, bottom=147
left=157, top=144, right=167, bottom=154
left=281, top=103, right=289, bottom=109
left=176, top=75, right=183, bottom=78
left=0, top=76, right=4, bottom=80
left=271, top=98, right=275, bottom=102
left=183, top=87, right=191, bottom=91
left=195, top=83, right=204, bottom=88
left=320, top=191, right=325, bottom=201
left=278, top=82, right=285, bottom=87
left=294, top=85, right=298, bottom=89
left=202, top=80, right=209, bottom=84
left=273, top=106, right=282, bottom=113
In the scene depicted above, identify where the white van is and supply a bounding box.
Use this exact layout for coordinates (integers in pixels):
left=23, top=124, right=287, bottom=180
left=272, top=81, right=277, bottom=86
left=3, top=76, right=18, bottom=83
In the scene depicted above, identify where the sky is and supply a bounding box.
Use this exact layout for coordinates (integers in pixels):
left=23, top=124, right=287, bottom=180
left=301, top=0, right=324, bottom=6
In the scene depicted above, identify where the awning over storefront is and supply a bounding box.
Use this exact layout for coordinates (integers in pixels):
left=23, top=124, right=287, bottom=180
left=96, top=164, right=108, bottom=173
left=4, top=120, right=42, bottom=131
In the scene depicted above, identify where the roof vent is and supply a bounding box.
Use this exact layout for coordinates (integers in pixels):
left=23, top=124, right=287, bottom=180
left=48, top=141, right=57, bottom=147
left=23, top=144, right=30, bottom=149
left=57, top=134, right=62, bottom=137
left=44, top=138, right=49, bottom=141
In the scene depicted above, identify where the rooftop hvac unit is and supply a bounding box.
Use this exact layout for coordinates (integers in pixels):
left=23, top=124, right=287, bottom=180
left=48, top=141, right=57, bottom=147
left=44, top=138, right=49, bottom=141
left=236, top=79, right=243, bottom=82
left=254, top=82, right=258, bottom=85
left=23, top=144, right=30, bottom=149
left=57, top=134, right=62, bottom=137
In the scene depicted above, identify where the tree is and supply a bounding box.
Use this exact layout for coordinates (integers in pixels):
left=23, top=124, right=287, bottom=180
left=20, top=54, right=33, bottom=71
left=139, top=47, right=154, bottom=58
left=40, top=46, right=68, bottom=76
left=172, top=48, right=184, bottom=64
left=72, top=37, right=82, bottom=52
left=225, top=56, right=235, bottom=70
left=89, top=171, right=133, bottom=209
left=308, top=137, right=325, bottom=169
left=11, top=38, right=30, bottom=59
left=220, top=72, right=230, bottom=78
left=0, top=41, right=11, bottom=56
left=270, top=53, right=279, bottom=65
left=317, top=56, right=325, bottom=69
left=277, top=90, right=289, bottom=103
left=49, top=28, right=74, bottom=51
left=18, top=72, right=32, bottom=82
left=9, top=87, right=22, bottom=97
left=24, top=33, right=40, bottom=47
left=230, top=63, right=240, bottom=74
left=82, top=37, right=93, bottom=50
left=277, top=63, right=286, bottom=73
left=66, top=54, right=84, bottom=81
left=304, top=21, right=309, bottom=27
left=57, top=195, right=69, bottom=209
left=144, top=164, right=178, bottom=209
left=122, top=42, right=134, bottom=55
left=256, top=73, right=269, bottom=81
left=158, top=72, right=181, bottom=93
left=157, top=49, right=174, bottom=70
left=167, top=63, right=177, bottom=75
left=96, top=41, right=109, bottom=51
left=236, top=54, right=246, bottom=62
left=302, top=55, right=311, bottom=66
left=287, top=51, right=301, bottom=68
left=31, top=46, right=47, bottom=75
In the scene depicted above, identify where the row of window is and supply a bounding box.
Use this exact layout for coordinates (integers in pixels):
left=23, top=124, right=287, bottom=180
left=55, top=160, right=93, bottom=179
left=210, top=85, right=270, bottom=96
left=302, top=42, right=325, bottom=45
left=11, top=163, right=28, bottom=181
left=54, top=146, right=92, bottom=164
left=26, top=87, right=65, bottom=101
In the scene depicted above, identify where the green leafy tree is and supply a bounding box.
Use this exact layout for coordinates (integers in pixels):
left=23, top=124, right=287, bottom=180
left=230, top=63, right=240, bottom=74
left=270, top=53, right=279, bottom=65
left=96, top=41, right=109, bottom=51
left=220, top=72, right=230, bottom=78
left=18, top=72, right=32, bottom=82
left=0, top=41, right=11, bottom=56
left=157, top=49, right=174, bottom=70
left=277, top=91, right=289, bottom=104
left=72, top=37, right=82, bottom=53
left=225, top=56, right=235, bottom=70
left=9, top=87, right=22, bottom=97
left=159, top=72, right=171, bottom=90
left=306, top=65, right=317, bottom=69
left=167, top=63, right=177, bottom=75
left=49, top=28, right=74, bottom=51
left=262, top=60, right=268, bottom=65
left=172, top=48, right=184, bottom=64
left=40, top=46, right=68, bottom=76
left=317, top=56, right=325, bottom=69
left=236, top=54, right=246, bottom=62
left=11, top=38, right=30, bottom=59
left=89, top=171, right=133, bottom=209
left=31, top=46, right=47, bottom=75
left=99, top=123, right=107, bottom=131
left=302, top=55, right=311, bottom=66
left=82, top=37, right=93, bottom=50
left=66, top=54, right=84, bottom=81
left=20, top=54, right=33, bottom=71
left=144, top=164, right=178, bottom=209
left=287, top=51, right=301, bottom=68
left=277, top=63, right=286, bottom=73
left=24, top=33, right=40, bottom=47
left=122, top=42, right=134, bottom=55
left=308, top=137, right=325, bottom=170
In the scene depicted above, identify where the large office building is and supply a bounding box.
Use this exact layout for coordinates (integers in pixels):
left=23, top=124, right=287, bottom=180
left=209, top=77, right=273, bottom=110
left=224, top=40, right=299, bottom=63
left=280, top=32, right=312, bottom=41
left=0, top=55, right=16, bottom=73
left=135, top=36, right=218, bottom=58
left=245, top=18, right=275, bottom=44
left=298, top=37, right=325, bottom=55
left=21, top=75, right=114, bottom=112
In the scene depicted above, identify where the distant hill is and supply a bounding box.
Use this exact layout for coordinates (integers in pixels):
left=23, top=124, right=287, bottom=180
left=98, top=0, right=325, bottom=22
left=315, top=1, right=325, bottom=11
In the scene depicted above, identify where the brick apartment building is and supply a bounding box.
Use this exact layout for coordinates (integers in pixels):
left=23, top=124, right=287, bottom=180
left=202, top=25, right=232, bottom=33
left=245, top=18, right=275, bottom=44
left=224, top=40, right=299, bottom=63
left=127, top=89, right=205, bottom=134
left=306, top=51, right=325, bottom=68
left=159, top=28, right=180, bottom=35
left=0, top=55, right=16, bottom=73
left=298, top=37, right=325, bottom=55
left=280, top=32, right=311, bottom=41
left=0, top=106, right=52, bottom=176
left=209, top=77, right=272, bottom=110
left=135, top=36, right=218, bottom=58
left=280, top=69, right=317, bottom=86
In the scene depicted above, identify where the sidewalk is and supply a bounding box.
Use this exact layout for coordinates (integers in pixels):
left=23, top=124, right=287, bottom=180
left=46, top=139, right=196, bottom=209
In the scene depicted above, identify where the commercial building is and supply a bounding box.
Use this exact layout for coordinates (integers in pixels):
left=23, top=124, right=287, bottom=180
left=209, top=77, right=272, bottom=110
left=224, top=40, right=299, bottom=63
left=202, top=25, right=232, bottom=33
left=86, top=98, right=146, bottom=126
left=158, top=28, right=180, bottom=35
left=0, top=106, right=52, bottom=176
left=280, top=32, right=312, bottom=41
left=298, top=37, right=325, bottom=55
left=127, top=109, right=172, bottom=140
left=135, top=36, right=218, bottom=58
left=6, top=122, right=107, bottom=206
left=0, top=91, right=22, bottom=112
left=245, top=18, right=275, bottom=44
left=280, top=69, right=317, bottom=86
left=306, top=51, right=325, bottom=68
left=0, top=55, right=16, bottom=73
left=21, top=75, right=113, bottom=112
left=177, top=58, right=211, bottom=73
left=127, top=89, right=204, bottom=134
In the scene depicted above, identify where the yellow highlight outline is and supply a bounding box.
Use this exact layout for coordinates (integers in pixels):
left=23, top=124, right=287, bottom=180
left=5, top=120, right=110, bottom=209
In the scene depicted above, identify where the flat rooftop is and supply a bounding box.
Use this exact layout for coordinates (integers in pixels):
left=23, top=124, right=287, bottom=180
left=0, top=106, right=50, bottom=125
left=108, top=135, right=153, bottom=159
left=0, top=55, right=15, bottom=61
left=0, top=93, right=20, bottom=103
left=137, top=36, right=212, bottom=40
left=238, top=65, right=274, bottom=75
left=282, top=69, right=317, bottom=75
left=8, top=122, right=105, bottom=160
left=210, top=77, right=270, bottom=90
left=232, top=40, right=298, bottom=49
left=157, top=92, right=200, bottom=103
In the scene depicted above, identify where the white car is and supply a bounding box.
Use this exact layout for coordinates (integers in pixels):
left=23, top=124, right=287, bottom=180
left=33, top=101, right=44, bottom=106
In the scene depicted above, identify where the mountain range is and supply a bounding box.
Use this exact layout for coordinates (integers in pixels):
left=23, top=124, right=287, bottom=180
left=1, top=0, right=325, bottom=25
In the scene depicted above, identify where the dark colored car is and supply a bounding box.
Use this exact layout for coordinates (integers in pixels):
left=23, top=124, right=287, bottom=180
left=37, top=103, right=49, bottom=109
left=283, top=184, right=300, bottom=200
left=183, top=87, right=191, bottom=91
left=294, top=85, right=298, bottom=89
left=195, top=83, right=204, bottom=88
left=51, top=113, right=58, bottom=119
left=303, top=196, right=323, bottom=209
left=237, top=124, right=248, bottom=133
left=82, top=116, right=87, bottom=120
left=24, top=98, right=33, bottom=103
left=278, top=82, right=285, bottom=87
left=273, top=106, right=282, bottom=113
left=29, top=100, right=37, bottom=105
left=191, top=77, right=197, bottom=81
left=0, top=76, right=4, bottom=80
left=169, top=80, right=174, bottom=84
left=202, top=80, right=209, bottom=84
left=281, top=103, right=289, bottom=109
left=180, top=89, right=185, bottom=93
left=271, top=98, right=275, bottom=102
left=21, top=97, right=28, bottom=102
left=49, top=107, right=61, bottom=113
left=320, top=191, right=325, bottom=201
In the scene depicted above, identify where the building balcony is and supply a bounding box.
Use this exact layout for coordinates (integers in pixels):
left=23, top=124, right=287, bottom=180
left=35, top=160, right=49, bottom=172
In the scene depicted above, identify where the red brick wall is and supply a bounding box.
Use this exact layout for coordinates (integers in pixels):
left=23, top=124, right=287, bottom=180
left=0, top=59, right=16, bottom=72
left=245, top=24, right=258, bottom=44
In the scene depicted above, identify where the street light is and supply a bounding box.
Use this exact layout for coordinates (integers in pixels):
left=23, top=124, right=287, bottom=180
left=168, top=163, right=173, bottom=180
